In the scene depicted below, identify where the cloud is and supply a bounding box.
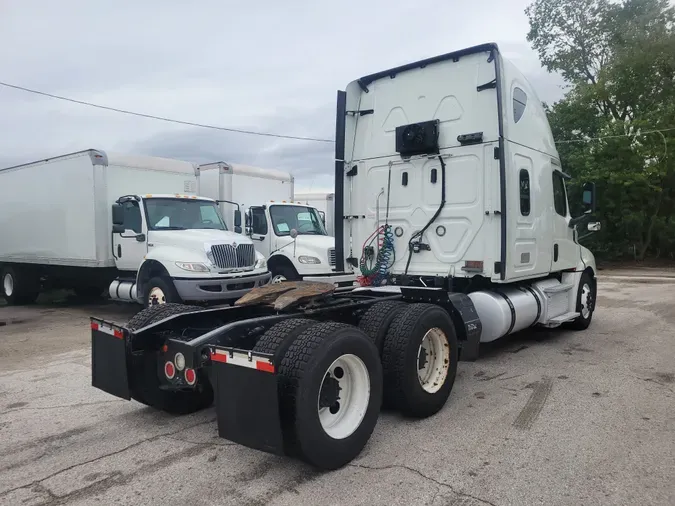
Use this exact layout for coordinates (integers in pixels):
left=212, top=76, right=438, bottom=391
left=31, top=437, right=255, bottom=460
left=1, top=0, right=566, bottom=181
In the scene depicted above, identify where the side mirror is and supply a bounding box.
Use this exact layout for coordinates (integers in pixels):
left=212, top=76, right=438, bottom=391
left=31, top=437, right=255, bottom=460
left=112, top=224, right=125, bottom=234
left=581, top=182, right=596, bottom=214
left=234, top=226, right=242, bottom=234
left=587, top=222, right=601, bottom=232
left=234, top=209, right=242, bottom=228
left=112, top=204, right=124, bottom=226
left=290, top=228, right=298, bottom=239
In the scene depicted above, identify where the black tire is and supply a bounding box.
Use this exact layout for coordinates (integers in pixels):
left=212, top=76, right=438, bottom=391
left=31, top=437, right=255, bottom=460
left=127, top=303, right=202, bottom=331
left=144, top=276, right=182, bottom=307
left=129, top=351, right=213, bottom=415
left=1, top=266, right=39, bottom=305
left=270, top=264, right=300, bottom=284
left=381, top=303, right=458, bottom=418
left=358, top=300, right=407, bottom=354
left=279, top=322, right=382, bottom=470
left=252, top=318, right=319, bottom=361
left=565, top=271, right=596, bottom=330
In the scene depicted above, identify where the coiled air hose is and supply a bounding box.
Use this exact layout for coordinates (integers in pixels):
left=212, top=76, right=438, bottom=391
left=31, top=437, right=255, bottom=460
left=357, top=224, right=395, bottom=286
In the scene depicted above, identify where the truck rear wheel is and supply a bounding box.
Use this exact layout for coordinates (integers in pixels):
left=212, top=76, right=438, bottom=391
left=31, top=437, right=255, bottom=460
left=252, top=318, right=319, bottom=361
left=278, top=322, right=382, bottom=470
left=1, top=266, right=39, bottom=305
left=358, top=300, right=406, bottom=354
left=145, top=276, right=182, bottom=307
left=382, top=304, right=458, bottom=418
left=127, top=303, right=203, bottom=331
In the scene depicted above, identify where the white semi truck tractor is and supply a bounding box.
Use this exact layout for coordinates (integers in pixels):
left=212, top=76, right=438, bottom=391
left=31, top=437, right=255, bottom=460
left=89, top=43, right=601, bottom=471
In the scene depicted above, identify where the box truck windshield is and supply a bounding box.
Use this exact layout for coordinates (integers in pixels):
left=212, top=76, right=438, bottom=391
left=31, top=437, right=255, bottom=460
left=269, top=205, right=326, bottom=236
left=145, top=198, right=227, bottom=231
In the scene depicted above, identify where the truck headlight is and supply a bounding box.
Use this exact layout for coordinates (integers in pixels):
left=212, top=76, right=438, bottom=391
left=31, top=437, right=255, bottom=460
left=175, top=262, right=209, bottom=272
left=298, top=255, right=321, bottom=264
left=255, top=257, right=267, bottom=269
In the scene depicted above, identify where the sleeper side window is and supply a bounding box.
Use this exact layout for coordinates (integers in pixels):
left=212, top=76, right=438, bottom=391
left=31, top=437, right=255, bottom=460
left=513, top=87, right=527, bottom=123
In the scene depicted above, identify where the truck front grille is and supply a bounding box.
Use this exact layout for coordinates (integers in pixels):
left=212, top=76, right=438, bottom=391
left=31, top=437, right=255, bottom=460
left=210, top=243, right=256, bottom=270
left=328, top=248, right=336, bottom=267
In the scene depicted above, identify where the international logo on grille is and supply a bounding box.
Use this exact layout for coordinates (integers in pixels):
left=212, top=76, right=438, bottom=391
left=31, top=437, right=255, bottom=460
left=232, top=242, right=237, bottom=248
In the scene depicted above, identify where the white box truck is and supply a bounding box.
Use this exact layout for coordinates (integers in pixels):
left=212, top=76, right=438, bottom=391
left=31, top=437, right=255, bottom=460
left=294, top=192, right=335, bottom=236
left=0, top=150, right=270, bottom=306
left=198, top=162, right=341, bottom=284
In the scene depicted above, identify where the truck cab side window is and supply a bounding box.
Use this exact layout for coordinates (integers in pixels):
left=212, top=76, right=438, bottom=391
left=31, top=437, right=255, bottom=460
left=123, top=201, right=142, bottom=233
left=250, top=208, right=268, bottom=235
left=552, top=172, right=567, bottom=217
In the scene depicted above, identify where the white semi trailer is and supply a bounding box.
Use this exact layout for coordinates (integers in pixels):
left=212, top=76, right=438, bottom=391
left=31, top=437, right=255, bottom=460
left=198, top=162, right=338, bottom=284
left=0, top=150, right=270, bottom=306
left=89, top=43, right=601, bottom=471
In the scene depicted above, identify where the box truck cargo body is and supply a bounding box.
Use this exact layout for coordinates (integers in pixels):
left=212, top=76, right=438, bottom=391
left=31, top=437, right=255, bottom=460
left=198, top=162, right=342, bottom=285
left=0, top=150, right=270, bottom=305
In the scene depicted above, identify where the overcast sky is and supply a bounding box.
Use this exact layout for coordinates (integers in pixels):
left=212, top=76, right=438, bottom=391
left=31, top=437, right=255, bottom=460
left=0, top=0, right=565, bottom=192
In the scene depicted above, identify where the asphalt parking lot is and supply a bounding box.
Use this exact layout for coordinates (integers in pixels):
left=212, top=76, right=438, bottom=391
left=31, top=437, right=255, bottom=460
left=1, top=276, right=674, bottom=506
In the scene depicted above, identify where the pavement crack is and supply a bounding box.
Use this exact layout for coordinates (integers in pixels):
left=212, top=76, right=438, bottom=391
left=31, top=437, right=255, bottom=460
left=350, top=463, right=497, bottom=506
left=638, top=377, right=675, bottom=393
left=0, top=417, right=216, bottom=498
left=162, top=435, right=236, bottom=447
left=2, top=399, right=124, bottom=414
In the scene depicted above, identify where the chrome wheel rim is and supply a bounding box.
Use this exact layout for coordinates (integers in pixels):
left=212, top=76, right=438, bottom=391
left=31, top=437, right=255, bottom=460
left=3, top=273, right=14, bottom=297
left=149, top=286, right=166, bottom=305
left=271, top=274, right=287, bottom=284
left=580, top=283, right=592, bottom=319
left=417, top=327, right=451, bottom=394
left=317, top=354, right=370, bottom=440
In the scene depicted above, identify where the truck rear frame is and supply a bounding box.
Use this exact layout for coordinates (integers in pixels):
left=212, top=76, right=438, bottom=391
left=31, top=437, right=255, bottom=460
left=91, top=282, right=482, bottom=469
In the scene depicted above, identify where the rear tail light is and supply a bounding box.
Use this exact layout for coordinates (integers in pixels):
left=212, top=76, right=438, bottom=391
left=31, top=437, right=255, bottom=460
left=164, top=361, right=176, bottom=379
left=174, top=352, right=186, bottom=371
left=185, top=368, right=197, bottom=385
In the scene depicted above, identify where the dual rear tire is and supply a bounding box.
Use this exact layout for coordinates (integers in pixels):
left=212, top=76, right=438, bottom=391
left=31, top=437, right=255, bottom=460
left=253, top=302, right=459, bottom=469
left=253, top=319, right=382, bottom=470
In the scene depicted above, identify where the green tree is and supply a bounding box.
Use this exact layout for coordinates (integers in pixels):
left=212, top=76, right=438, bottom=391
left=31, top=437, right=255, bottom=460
left=526, top=0, right=675, bottom=260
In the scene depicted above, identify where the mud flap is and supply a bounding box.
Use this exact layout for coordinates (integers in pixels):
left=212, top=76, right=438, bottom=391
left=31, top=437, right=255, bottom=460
left=211, top=347, right=284, bottom=456
left=91, top=318, right=131, bottom=400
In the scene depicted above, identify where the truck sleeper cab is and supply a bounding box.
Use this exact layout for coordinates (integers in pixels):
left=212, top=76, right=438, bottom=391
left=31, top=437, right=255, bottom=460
left=90, top=43, right=601, bottom=471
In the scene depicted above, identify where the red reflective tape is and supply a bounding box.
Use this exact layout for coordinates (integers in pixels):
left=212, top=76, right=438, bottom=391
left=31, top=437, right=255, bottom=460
left=113, top=329, right=124, bottom=339
left=211, top=352, right=227, bottom=363
left=256, top=361, right=275, bottom=374
left=90, top=322, right=99, bottom=331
